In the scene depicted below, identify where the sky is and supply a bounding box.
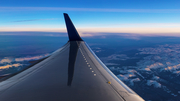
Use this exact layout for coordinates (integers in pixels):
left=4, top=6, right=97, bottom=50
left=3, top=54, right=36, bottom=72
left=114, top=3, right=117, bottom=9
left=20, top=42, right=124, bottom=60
left=0, top=0, right=180, bottom=36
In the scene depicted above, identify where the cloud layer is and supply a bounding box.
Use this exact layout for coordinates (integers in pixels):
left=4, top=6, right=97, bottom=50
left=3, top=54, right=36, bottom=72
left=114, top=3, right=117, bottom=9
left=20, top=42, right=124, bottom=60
left=107, top=44, right=180, bottom=99
left=0, top=53, right=49, bottom=70
left=0, top=63, right=22, bottom=69
left=15, top=54, right=49, bottom=62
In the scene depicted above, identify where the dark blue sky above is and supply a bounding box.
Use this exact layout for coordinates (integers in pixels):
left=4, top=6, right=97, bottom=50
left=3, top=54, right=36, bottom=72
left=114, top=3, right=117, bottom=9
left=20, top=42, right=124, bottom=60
left=0, top=0, right=180, bottom=36
left=1, top=0, right=180, bottom=9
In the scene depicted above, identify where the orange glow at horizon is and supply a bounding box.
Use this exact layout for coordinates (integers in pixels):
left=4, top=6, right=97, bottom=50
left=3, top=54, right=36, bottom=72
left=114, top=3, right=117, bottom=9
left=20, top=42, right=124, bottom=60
left=1, top=25, right=180, bottom=37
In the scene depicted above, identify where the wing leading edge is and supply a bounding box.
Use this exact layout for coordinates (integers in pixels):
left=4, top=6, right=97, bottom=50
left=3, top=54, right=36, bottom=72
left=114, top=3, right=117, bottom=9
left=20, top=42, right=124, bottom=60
left=0, top=14, right=144, bottom=101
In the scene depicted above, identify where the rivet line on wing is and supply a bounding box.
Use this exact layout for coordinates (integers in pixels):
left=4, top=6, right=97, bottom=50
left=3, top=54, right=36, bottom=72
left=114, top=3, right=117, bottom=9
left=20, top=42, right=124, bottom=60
left=79, top=48, right=96, bottom=76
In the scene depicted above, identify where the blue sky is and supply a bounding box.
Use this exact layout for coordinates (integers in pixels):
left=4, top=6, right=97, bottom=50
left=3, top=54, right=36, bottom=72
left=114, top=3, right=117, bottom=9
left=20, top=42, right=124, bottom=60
left=0, top=0, right=180, bottom=36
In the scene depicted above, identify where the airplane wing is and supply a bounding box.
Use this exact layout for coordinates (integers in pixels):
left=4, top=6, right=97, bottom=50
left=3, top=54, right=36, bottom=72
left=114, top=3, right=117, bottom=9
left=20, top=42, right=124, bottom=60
left=0, top=13, right=144, bottom=101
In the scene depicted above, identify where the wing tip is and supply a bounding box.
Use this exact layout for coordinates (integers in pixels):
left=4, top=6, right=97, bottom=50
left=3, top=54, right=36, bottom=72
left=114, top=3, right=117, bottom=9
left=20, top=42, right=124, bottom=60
left=63, top=13, right=83, bottom=41
left=63, top=13, right=68, bottom=16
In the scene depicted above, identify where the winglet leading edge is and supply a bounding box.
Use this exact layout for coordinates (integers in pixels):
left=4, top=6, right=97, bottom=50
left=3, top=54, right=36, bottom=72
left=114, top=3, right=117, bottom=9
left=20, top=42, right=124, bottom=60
left=64, top=13, right=83, bottom=41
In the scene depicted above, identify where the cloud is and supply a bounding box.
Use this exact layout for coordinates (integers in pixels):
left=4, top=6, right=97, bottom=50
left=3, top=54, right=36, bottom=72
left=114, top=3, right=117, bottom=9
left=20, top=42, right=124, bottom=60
left=173, top=71, right=180, bottom=75
left=117, top=73, right=140, bottom=86
left=15, top=54, right=49, bottom=62
left=107, top=54, right=131, bottom=60
left=104, top=63, right=119, bottom=65
left=137, top=44, right=180, bottom=74
left=145, top=62, right=164, bottom=71
left=138, top=47, right=173, bottom=54
left=0, top=53, right=49, bottom=65
left=152, top=76, right=160, bottom=80
left=1, top=7, right=180, bottom=13
left=147, top=80, right=161, bottom=88
left=11, top=18, right=57, bottom=23
left=129, top=78, right=141, bottom=86
left=0, top=63, right=22, bottom=69
left=0, top=32, right=67, bottom=37
left=117, top=69, right=137, bottom=81
left=164, top=64, right=180, bottom=71
left=0, top=58, right=12, bottom=64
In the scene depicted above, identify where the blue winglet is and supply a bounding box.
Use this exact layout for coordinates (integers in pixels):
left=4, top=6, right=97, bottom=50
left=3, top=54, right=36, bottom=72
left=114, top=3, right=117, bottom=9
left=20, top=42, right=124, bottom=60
left=64, top=13, right=83, bottom=41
